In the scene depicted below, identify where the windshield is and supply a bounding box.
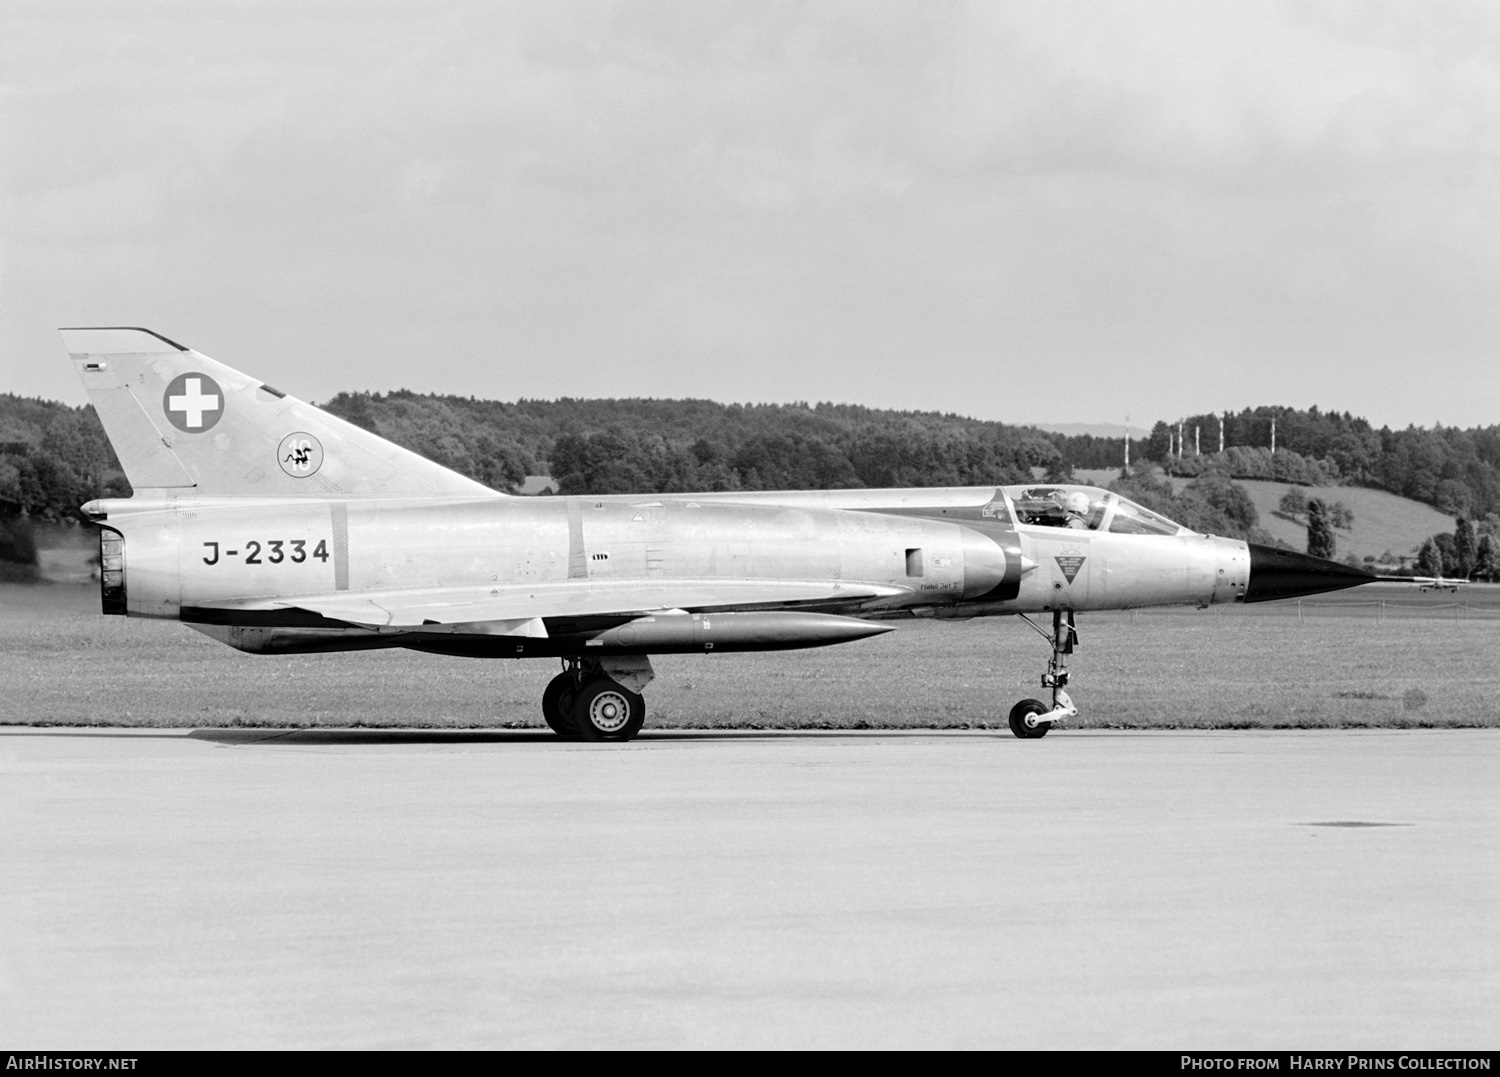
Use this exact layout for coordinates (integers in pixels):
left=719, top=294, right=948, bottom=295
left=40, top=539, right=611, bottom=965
left=1107, top=496, right=1184, bottom=536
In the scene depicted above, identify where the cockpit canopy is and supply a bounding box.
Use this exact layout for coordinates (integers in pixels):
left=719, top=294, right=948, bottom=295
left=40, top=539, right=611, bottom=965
left=1005, top=485, right=1186, bottom=537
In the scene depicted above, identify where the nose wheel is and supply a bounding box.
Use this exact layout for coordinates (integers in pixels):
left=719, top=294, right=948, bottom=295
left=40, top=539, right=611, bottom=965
left=1011, top=610, right=1079, bottom=739
left=1008, top=698, right=1054, bottom=739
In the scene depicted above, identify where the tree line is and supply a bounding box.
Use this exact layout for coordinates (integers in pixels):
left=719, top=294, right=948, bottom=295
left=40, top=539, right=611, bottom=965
left=318, top=392, right=1067, bottom=496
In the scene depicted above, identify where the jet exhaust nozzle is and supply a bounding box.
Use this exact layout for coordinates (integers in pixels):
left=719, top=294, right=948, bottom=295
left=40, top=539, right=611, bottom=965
left=1242, top=543, right=1376, bottom=603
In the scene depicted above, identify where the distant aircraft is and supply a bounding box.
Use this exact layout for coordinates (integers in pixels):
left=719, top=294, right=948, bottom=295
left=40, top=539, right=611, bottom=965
left=62, top=327, right=1385, bottom=740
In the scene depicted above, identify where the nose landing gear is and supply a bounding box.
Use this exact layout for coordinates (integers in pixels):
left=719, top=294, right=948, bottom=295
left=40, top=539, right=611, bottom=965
left=1010, top=609, right=1079, bottom=739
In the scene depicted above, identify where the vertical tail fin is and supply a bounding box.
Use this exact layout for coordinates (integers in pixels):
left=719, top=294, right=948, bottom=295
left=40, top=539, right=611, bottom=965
left=60, top=327, right=500, bottom=500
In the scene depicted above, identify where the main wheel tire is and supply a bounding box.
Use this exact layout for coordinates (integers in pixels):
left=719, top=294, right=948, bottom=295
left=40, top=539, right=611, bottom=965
left=572, top=678, right=645, bottom=742
left=1008, top=699, right=1052, bottom=739
left=542, top=672, right=578, bottom=737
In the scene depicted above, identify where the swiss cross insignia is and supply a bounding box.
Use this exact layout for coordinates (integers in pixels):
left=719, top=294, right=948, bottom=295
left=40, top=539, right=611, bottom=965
left=163, top=372, right=225, bottom=433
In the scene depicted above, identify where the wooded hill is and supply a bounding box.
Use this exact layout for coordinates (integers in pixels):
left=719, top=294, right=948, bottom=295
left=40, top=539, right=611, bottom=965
left=3, top=391, right=1498, bottom=550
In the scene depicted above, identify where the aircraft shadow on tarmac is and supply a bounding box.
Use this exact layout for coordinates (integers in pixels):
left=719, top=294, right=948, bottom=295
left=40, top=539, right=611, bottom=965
left=0, top=728, right=193, bottom=740
left=1, top=726, right=1083, bottom=745
left=184, top=727, right=901, bottom=746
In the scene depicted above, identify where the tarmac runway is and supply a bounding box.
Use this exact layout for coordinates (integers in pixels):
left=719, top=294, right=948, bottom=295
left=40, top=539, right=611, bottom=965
left=1, top=727, right=1495, bottom=1050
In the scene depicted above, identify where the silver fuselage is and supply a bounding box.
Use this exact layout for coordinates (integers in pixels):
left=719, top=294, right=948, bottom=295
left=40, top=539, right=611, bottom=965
left=92, top=483, right=1249, bottom=657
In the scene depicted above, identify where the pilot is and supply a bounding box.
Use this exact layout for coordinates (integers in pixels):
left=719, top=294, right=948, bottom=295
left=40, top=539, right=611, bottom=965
left=1061, top=492, right=1091, bottom=529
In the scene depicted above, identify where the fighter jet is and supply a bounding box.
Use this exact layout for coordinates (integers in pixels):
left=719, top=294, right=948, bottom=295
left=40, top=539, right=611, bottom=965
left=62, top=327, right=1381, bottom=740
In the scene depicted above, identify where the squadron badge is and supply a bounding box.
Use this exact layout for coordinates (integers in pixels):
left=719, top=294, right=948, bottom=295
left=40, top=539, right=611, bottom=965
left=278, top=432, right=324, bottom=477
left=1054, top=551, right=1087, bottom=584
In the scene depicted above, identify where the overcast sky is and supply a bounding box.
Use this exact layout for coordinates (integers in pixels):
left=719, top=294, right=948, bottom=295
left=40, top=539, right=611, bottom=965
left=4, top=1, right=1499, bottom=430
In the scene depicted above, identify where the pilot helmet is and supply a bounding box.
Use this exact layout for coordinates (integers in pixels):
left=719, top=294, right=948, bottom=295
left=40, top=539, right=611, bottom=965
left=1063, top=492, right=1091, bottom=516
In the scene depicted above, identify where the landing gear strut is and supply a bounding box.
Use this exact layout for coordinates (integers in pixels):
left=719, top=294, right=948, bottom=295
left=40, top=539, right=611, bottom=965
left=541, top=657, right=649, bottom=742
left=1010, top=610, right=1079, bottom=739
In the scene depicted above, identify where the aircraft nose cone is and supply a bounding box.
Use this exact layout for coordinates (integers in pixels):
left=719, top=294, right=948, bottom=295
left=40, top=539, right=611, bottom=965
left=959, top=527, right=1008, bottom=599
left=1243, top=543, right=1375, bottom=603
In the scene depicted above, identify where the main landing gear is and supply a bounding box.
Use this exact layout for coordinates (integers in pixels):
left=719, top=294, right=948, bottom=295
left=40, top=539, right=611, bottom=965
left=542, top=657, right=649, bottom=742
left=1009, top=609, right=1080, bottom=739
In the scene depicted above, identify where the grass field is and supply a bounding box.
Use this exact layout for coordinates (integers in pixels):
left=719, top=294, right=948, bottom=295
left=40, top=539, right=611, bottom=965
left=4, top=582, right=1499, bottom=730
left=1189, top=478, right=1456, bottom=563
